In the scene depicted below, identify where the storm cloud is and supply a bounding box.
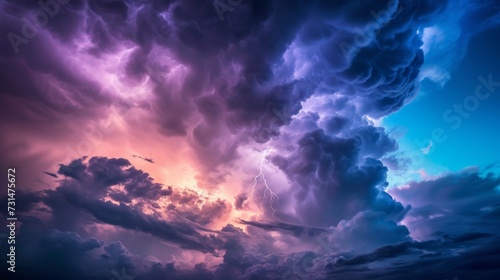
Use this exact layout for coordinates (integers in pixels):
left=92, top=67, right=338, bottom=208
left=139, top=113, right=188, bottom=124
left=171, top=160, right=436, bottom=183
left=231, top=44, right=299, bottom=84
left=1, top=0, right=499, bottom=279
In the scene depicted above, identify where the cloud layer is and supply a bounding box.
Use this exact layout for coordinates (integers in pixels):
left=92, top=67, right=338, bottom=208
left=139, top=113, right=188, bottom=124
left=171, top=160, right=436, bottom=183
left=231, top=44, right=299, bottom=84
left=1, top=0, right=500, bottom=279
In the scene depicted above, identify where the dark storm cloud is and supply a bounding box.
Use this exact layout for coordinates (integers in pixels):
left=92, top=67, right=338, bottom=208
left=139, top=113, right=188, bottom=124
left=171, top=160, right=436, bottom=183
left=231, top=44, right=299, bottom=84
left=209, top=229, right=500, bottom=280
left=0, top=189, right=43, bottom=214
left=0, top=0, right=448, bottom=188
left=2, top=0, right=500, bottom=279
left=7, top=219, right=499, bottom=280
left=299, top=0, right=448, bottom=117
left=332, top=210, right=411, bottom=253
left=257, top=111, right=414, bottom=254
left=321, top=114, right=351, bottom=135
left=0, top=10, right=111, bottom=121
left=348, top=125, right=398, bottom=159
left=102, top=241, right=136, bottom=274
left=70, top=195, right=223, bottom=254
left=3, top=216, right=149, bottom=280
left=239, top=208, right=410, bottom=254
left=2, top=215, right=211, bottom=280
left=30, top=0, right=442, bottom=179
left=326, top=234, right=500, bottom=280
left=390, top=169, right=500, bottom=237
left=8, top=157, right=225, bottom=256
left=8, top=218, right=107, bottom=280
left=160, top=0, right=448, bottom=175
left=115, top=0, right=313, bottom=155
left=391, top=169, right=500, bottom=205
left=58, top=156, right=172, bottom=200
left=271, top=129, right=406, bottom=227
left=53, top=157, right=224, bottom=254
left=4, top=162, right=500, bottom=280
left=0, top=0, right=119, bottom=189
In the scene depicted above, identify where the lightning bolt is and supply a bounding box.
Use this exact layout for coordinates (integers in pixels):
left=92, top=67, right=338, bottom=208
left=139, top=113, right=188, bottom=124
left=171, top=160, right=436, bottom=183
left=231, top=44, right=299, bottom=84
left=250, top=149, right=279, bottom=215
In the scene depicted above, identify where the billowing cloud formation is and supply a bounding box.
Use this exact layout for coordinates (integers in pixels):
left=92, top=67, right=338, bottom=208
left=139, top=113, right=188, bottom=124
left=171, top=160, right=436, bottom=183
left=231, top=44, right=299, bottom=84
left=58, top=156, right=172, bottom=201
left=1, top=0, right=500, bottom=279
left=271, top=128, right=404, bottom=227
left=0, top=0, right=447, bottom=184
left=2, top=158, right=500, bottom=279
left=4, top=157, right=225, bottom=256
left=390, top=168, right=500, bottom=239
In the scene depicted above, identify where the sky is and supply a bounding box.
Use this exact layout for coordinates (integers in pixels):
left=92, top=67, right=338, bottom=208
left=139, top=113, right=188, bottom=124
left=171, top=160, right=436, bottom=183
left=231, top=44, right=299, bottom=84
left=0, top=0, right=499, bottom=279
left=384, top=26, right=500, bottom=181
